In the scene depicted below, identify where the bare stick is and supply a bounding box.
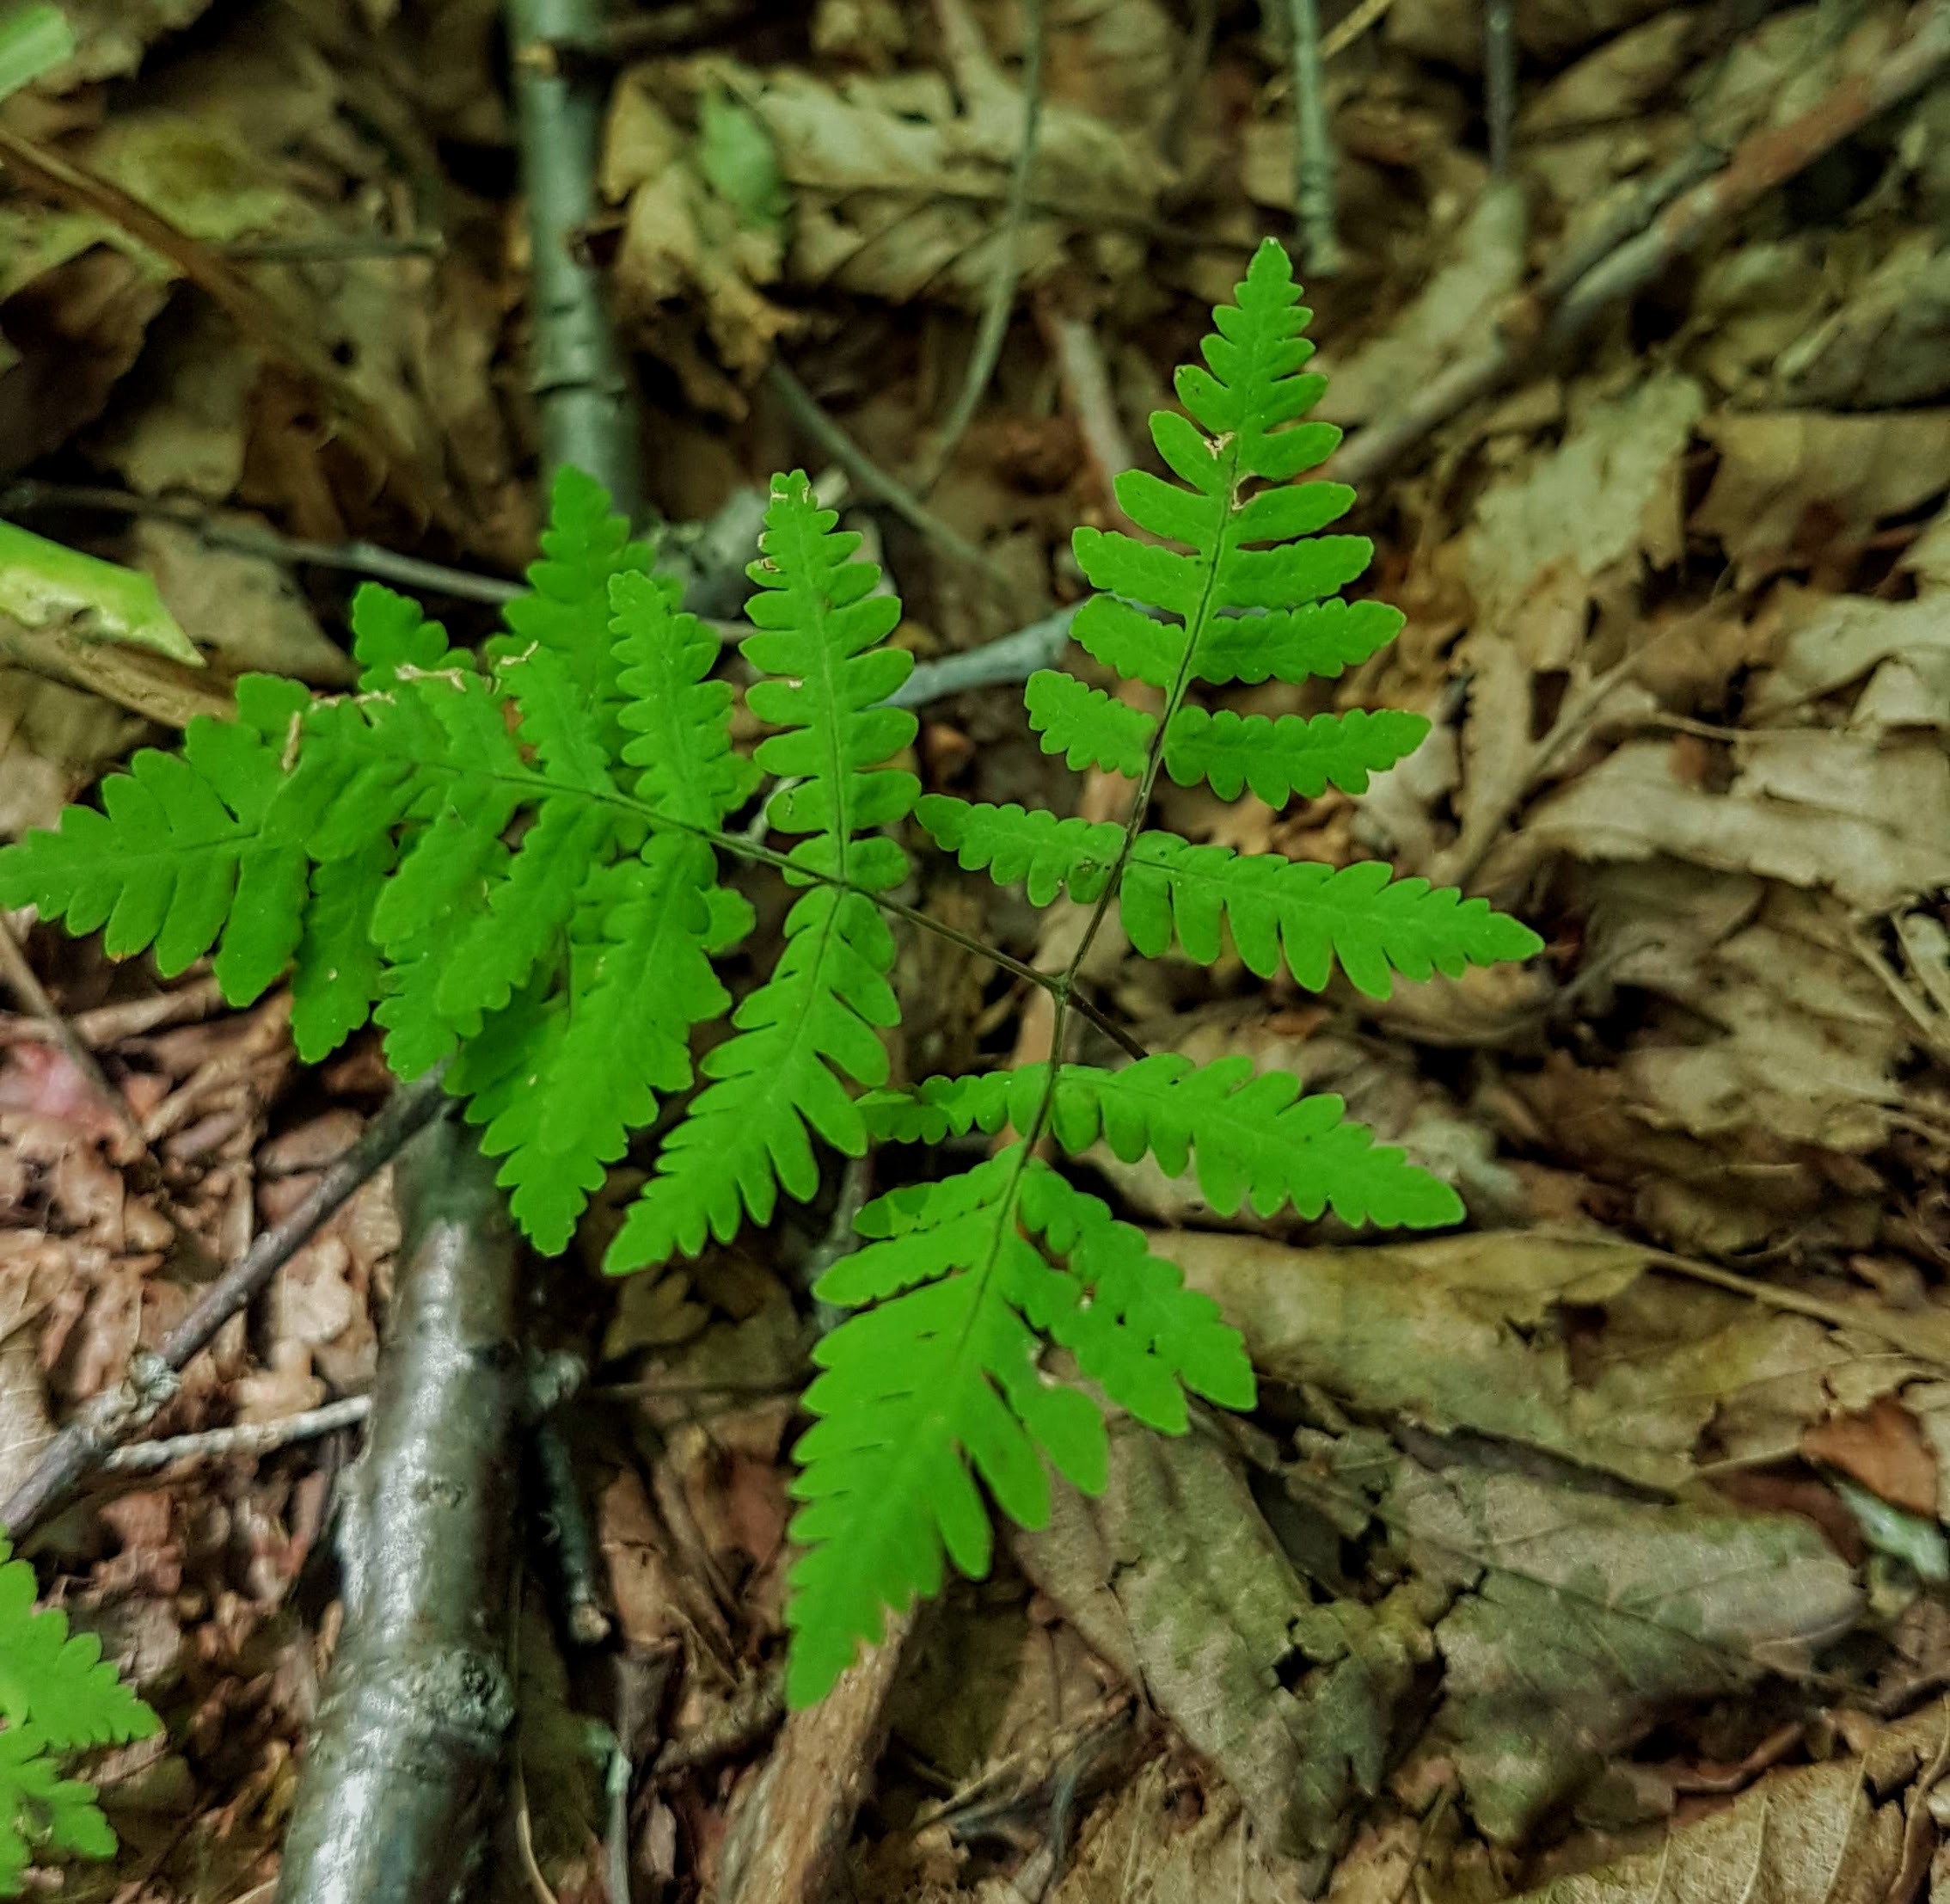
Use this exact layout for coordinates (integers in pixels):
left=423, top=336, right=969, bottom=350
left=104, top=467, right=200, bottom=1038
left=888, top=603, right=1077, bottom=709
left=0, top=1070, right=448, bottom=1540
left=917, top=0, right=1047, bottom=489
left=1286, top=0, right=1342, bottom=276
left=101, top=1396, right=371, bottom=1474
left=506, top=0, right=646, bottom=522
left=1485, top=0, right=1517, bottom=176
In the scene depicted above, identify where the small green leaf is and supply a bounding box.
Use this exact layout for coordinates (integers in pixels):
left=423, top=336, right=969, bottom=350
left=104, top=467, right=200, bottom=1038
left=0, top=519, right=198, bottom=665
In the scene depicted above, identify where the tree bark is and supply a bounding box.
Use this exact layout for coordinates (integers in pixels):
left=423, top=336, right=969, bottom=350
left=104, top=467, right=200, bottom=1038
left=275, top=1114, right=524, bottom=1904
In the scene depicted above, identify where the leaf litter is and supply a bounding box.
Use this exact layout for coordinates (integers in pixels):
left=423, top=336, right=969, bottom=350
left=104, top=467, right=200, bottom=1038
left=5, top=0, right=1950, bottom=1897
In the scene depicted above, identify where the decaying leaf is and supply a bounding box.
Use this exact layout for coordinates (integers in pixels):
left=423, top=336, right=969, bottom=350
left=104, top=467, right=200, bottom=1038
left=1390, top=1460, right=1862, bottom=1844
left=1504, top=1698, right=1950, bottom=1902
left=1019, top=1422, right=1436, bottom=1864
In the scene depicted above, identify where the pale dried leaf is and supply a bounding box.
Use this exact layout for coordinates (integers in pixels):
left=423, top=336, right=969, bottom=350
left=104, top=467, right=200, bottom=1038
left=1395, top=1462, right=1862, bottom=1842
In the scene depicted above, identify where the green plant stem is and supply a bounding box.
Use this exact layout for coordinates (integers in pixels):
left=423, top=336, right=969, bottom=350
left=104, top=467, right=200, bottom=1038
left=1286, top=0, right=1341, bottom=276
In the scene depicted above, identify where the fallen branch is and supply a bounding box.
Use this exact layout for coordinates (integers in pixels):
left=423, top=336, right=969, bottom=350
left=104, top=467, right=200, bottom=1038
left=101, top=1396, right=371, bottom=1475
left=0, top=1069, right=447, bottom=1540
left=274, top=1113, right=524, bottom=1904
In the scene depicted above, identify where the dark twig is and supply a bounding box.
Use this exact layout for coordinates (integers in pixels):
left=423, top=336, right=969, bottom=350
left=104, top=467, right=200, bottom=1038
left=917, top=0, right=1047, bottom=490
left=1286, top=0, right=1341, bottom=276
left=530, top=1415, right=610, bottom=1646
left=0, top=1070, right=448, bottom=1540
left=506, top=0, right=645, bottom=522
left=3, top=481, right=524, bottom=607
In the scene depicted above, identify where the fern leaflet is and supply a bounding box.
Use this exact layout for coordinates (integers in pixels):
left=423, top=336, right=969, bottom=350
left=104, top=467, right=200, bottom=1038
left=0, top=1536, right=159, bottom=1895
left=604, top=472, right=919, bottom=1272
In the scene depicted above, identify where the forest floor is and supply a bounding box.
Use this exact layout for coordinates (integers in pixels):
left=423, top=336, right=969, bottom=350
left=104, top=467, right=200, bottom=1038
left=6, top=0, right=1950, bottom=1900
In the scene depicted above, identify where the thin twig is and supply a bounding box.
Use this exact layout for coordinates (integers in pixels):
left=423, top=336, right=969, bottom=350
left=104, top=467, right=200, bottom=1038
left=1286, top=0, right=1342, bottom=276
left=0, top=1071, right=449, bottom=1540
left=1320, top=0, right=1395, bottom=58
left=1485, top=0, right=1517, bottom=177
left=764, top=360, right=1014, bottom=592
left=916, top=0, right=1046, bottom=490
left=101, top=1396, right=371, bottom=1474
left=887, top=604, right=1077, bottom=709
left=218, top=234, right=446, bottom=263
left=3, top=481, right=524, bottom=606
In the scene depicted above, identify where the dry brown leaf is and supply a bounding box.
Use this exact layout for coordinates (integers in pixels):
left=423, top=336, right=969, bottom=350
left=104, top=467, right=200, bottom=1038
left=1161, top=1227, right=1921, bottom=1489
left=1395, top=1459, right=1862, bottom=1844
left=1800, top=1395, right=1939, bottom=1518
left=1500, top=731, right=1950, bottom=914
left=1503, top=1698, right=1950, bottom=1901
left=1695, top=412, right=1950, bottom=585
left=1463, top=372, right=1702, bottom=667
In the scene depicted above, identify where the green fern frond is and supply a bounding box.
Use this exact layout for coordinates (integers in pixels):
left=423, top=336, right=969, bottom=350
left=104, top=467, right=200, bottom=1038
left=0, top=1535, right=158, bottom=1895
left=0, top=687, right=309, bottom=999
left=1125, top=833, right=1542, bottom=997
left=290, top=838, right=392, bottom=1063
left=913, top=797, right=1124, bottom=907
left=787, top=1147, right=1254, bottom=1706
left=862, top=1054, right=1461, bottom=1227
left=1161, top=704, right=1430, bottom=804
left=347, top=583, right=459, bottom=691
left=489, top=464, right=653, bottom=739
left=605, top=472, right=919, bottom=1272
left=915, top=802, right=1539, bottom=996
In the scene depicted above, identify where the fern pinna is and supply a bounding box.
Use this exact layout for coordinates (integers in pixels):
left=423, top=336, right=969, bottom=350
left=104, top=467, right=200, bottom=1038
left=0, top=1536, right=161, bottom=1893
left=0, top=240, right=1539, bottom=1711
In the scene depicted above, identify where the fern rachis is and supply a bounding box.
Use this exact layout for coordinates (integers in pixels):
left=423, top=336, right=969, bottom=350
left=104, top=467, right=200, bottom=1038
left=0, top=240, right=1542, bottom=1712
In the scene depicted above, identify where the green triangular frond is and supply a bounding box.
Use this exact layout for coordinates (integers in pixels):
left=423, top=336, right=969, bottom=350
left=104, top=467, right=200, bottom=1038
left=786, top=1145, right=1256, bottom=1707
